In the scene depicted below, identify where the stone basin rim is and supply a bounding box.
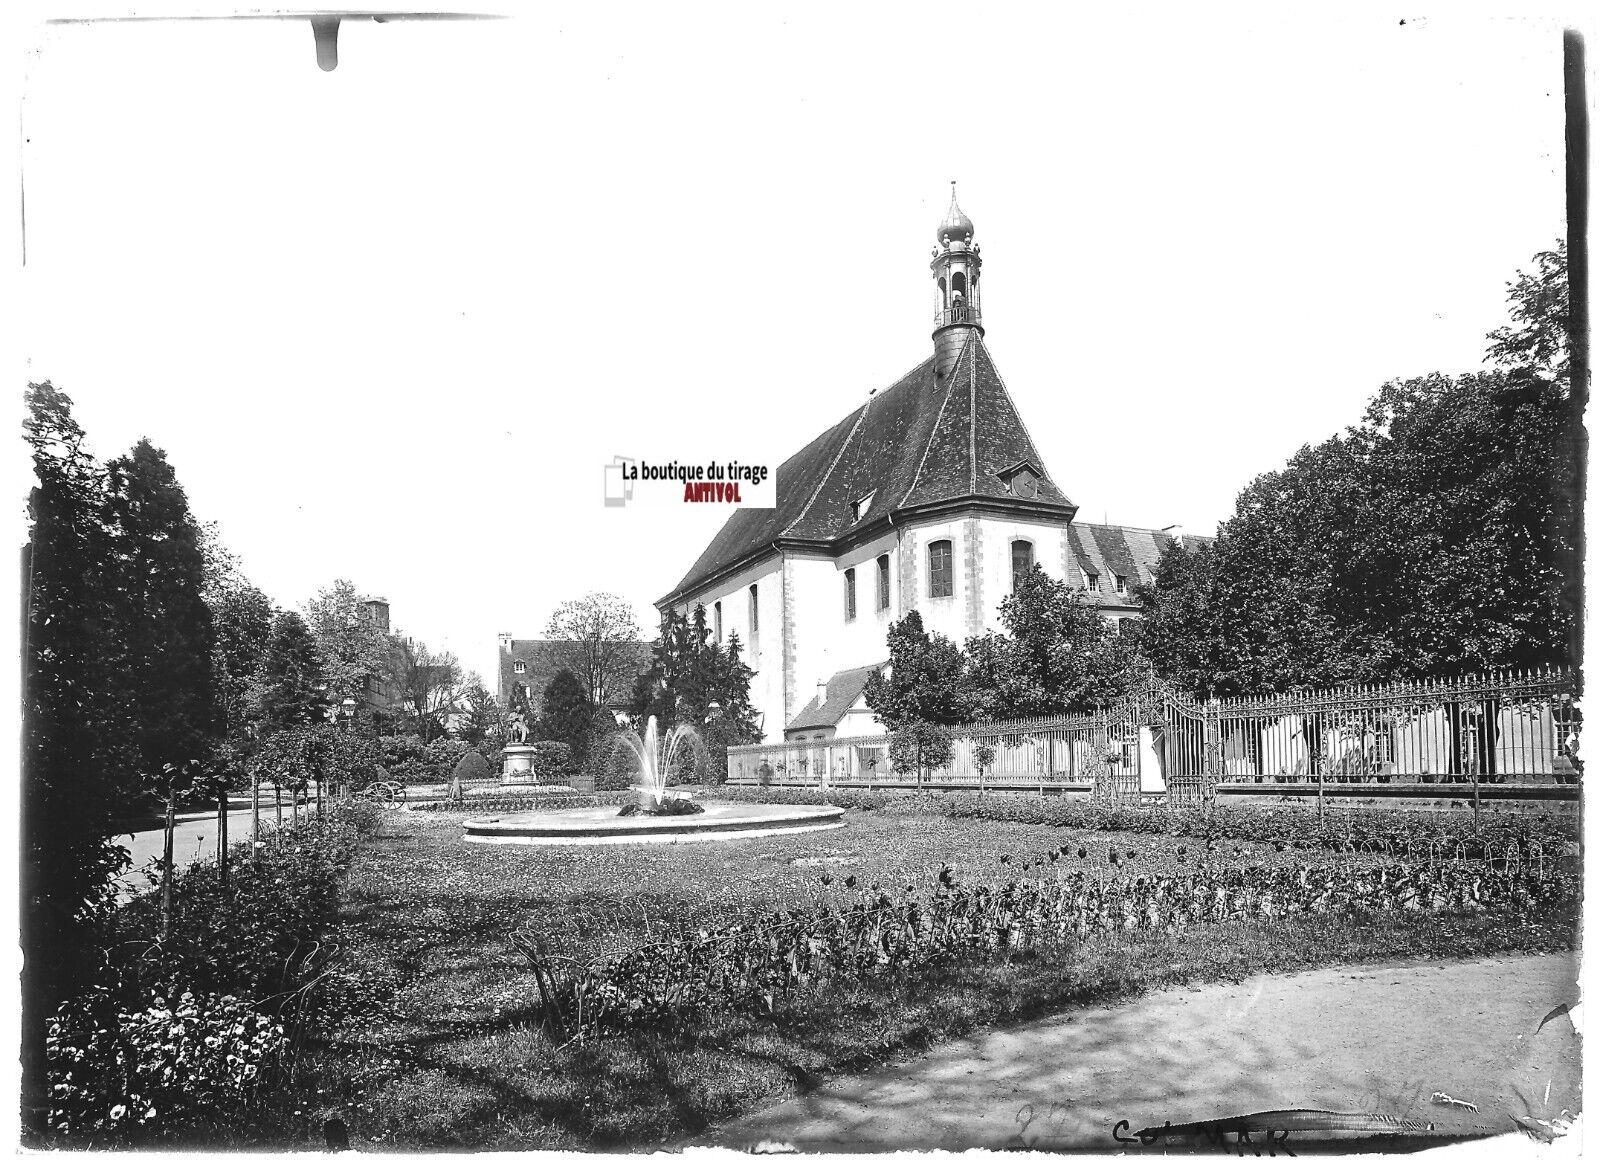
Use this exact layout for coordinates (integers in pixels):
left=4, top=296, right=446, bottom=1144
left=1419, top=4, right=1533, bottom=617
left=462, top=801, right=844, bottom=842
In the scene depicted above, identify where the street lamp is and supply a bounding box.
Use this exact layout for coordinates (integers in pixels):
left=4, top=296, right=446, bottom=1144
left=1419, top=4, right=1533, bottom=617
left=340, top=696, right=357, bottom=733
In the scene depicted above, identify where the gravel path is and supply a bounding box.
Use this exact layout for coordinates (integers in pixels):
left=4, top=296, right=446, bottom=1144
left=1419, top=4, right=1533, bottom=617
left=701, top=952, right=1581, bottom=1153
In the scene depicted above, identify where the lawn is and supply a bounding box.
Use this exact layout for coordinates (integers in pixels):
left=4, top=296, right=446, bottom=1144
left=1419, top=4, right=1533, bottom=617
left=296, top=803, right=1579, bottom=1152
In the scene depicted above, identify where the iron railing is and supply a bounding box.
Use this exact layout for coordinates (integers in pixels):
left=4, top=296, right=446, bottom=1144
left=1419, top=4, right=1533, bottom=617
left=725, top=667, right=1581, bottom=802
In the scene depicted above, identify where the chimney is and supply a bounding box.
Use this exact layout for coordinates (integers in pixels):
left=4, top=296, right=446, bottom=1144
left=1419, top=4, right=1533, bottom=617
left=499, top=632, right=514, bottom=651
left=1160, top=524, right=1185, bottom=550
left=815, top=678, right=828, bottom=707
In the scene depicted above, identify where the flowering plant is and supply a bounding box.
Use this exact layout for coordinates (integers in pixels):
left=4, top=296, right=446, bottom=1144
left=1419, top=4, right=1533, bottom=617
left=47, top=987, right=285, bottom=1142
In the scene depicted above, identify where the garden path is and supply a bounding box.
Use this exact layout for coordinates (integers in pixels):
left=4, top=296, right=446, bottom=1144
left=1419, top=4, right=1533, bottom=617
left=701, top=952, right=1581, bottom=1153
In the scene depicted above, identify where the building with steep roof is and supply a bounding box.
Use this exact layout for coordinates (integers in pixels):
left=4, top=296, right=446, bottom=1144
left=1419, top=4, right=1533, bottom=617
left=657, top=188, right=1197, bottom=744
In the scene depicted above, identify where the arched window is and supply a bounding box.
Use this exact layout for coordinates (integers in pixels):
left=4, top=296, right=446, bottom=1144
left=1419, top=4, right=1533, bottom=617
left=952, top=271, right=967, bottom=298
left=876, top=553, right=891, bottom=612
left=844, top=567, right=857, bottom=621
left=928, top=540, right=953, bottom=599
left=938, top=275, right=947, bottom=306
left=1011, top=540, right=1034, bottom=591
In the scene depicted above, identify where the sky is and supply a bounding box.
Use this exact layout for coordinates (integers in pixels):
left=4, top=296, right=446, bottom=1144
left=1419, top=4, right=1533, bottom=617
left=17, top=4, right=1578, bottom=690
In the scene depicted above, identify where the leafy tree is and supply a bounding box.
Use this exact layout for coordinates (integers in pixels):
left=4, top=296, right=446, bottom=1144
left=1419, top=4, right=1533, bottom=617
left=542, top=591, right=642, bottom=709
left=22, top=384, right=129, bottom=1121
left=199, top=524, right=273, bottom=744
left=457, top=681, right=502, bottom=747
left=888, top=720, right=955, bottom=785
left=1137, top=245, right=1579, bottom=693
left=539, top=668, right=594, bottom=762
left=385, top=637, right=465, bottom=741
left=962, top=566, right=1140, bottom=719
left=101, top=439, right=220, bottom=784
left=304, top=579, right=388, bottom=709
left=251, top=612, right=327, bottom=732
left=1486, top=240, right=1568, bottom=382
left=862, top=611, right=967, bottom=729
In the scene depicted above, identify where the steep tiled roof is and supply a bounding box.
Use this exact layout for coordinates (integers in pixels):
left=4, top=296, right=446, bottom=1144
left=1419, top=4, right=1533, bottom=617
left=665, top=336, right=1075, bottom=602
left=1065, top=525, right=1212, bottom=602
left=786, top=662, right=887, bottom=732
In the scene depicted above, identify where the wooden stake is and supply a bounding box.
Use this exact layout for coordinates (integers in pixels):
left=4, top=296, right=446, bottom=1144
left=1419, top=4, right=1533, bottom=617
left=159, top=777, right=175, bottom=943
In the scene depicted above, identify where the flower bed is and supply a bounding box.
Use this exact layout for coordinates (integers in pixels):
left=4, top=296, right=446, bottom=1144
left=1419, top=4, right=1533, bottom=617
left=700, top=785, right=1578, bottom=859
left=528, top=856, right=1579, bottom=1041
left=410, top=792, right=630, bottom=814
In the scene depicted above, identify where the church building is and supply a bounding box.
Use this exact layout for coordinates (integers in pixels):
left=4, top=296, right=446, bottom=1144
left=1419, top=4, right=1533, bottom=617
left=657, top=189, right=1190, bottom=745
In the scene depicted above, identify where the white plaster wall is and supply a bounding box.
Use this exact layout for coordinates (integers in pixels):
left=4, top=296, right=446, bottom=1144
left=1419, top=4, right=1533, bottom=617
left=787, top=553, right=845, bottom=732
left=973, top=516, right=1072, bottom=629
left=902, top=517, right=969, bottom=646
left=673, top=553, right=784, bottom=743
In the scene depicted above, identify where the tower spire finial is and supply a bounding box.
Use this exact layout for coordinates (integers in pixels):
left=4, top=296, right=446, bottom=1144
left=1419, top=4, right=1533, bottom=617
left=930, top=186, right=981, bottom=377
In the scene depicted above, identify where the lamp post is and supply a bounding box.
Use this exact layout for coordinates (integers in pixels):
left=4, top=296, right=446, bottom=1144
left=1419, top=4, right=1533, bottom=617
left=338, top=698, right=357, bottom=800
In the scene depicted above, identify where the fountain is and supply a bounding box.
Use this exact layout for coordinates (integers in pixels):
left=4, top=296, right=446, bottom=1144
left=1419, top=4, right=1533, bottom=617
left=608, top=717, right=708, bottom=811
left=461, top=717, right=844, bottom=845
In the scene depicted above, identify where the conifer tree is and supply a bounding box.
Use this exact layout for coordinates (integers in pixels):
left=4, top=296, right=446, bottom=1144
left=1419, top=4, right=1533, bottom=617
left=252, top=611, right=328, bottom=733
left=101, top=439, right=219, bottom=780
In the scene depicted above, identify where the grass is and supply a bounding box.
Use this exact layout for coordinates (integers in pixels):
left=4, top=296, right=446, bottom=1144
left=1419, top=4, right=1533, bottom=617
left=295, top=804, right=1578, bottom=1152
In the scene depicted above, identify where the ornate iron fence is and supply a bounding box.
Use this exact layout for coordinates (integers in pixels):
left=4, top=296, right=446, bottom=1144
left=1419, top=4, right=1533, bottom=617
left=725, top=667, right=1581, bottom=803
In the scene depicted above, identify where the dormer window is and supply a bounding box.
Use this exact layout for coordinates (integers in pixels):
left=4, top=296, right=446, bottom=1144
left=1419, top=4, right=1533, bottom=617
left=851, top=492, right=875, bottom=523
left=512, top=660, right=526, bottom=674
left=1115, top=574, right=1128, bottom=595
left=1085, top=573, right=1100, bottom=591
left=994, top=461, right=1042, bottom=501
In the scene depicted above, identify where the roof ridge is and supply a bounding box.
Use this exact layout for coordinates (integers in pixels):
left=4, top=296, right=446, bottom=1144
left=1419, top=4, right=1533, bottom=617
left=787, top=392, right=873, bottom=536
left=899, top=333, right=976, bottom=509
left=973, top=336, right=1070, bottom=504
left=968, top=339, right=978, bottom=495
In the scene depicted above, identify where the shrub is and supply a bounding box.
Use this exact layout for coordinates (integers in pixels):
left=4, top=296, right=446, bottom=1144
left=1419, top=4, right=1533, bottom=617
left=377, top=734, right=427, bottom=771
left=530, top=741, right=572, bottom=778
left=423, top=738, right=471, bottom=769
left=452, top=749, right=495, bottom=781
left=45, top=802, right=378, bottom=1146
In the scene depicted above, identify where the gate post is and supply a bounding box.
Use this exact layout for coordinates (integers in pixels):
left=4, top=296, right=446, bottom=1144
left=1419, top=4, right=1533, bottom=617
left=1204, top=698, right=1223, bottom=807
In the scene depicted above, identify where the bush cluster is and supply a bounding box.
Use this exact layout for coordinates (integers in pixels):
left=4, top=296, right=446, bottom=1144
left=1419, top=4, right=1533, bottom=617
left=530, top=741, right=572, bottom=777
left=44, top=803, right=376, bottom=1146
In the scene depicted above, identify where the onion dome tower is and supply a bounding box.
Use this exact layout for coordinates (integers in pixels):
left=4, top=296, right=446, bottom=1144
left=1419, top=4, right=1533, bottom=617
left=930, top=181, right=983, bottom=379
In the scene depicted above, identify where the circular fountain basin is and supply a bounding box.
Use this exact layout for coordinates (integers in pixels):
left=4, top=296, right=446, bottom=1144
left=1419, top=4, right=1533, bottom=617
left=462, top=801, right=844, bottom=845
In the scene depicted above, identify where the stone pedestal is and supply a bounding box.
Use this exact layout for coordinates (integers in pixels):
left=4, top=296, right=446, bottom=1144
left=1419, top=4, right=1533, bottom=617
left=502, top=743, right=538, bottom=785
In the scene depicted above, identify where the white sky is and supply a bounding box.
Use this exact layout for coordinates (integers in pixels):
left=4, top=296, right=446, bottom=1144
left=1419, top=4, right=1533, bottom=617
left=17, top=4, right=1580, bottom=690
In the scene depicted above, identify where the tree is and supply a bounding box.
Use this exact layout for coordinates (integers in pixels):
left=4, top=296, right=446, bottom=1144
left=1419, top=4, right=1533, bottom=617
left=630, top=607, right=762, bottom=781
left=100, top=439, right=219, bottom=785
left=542, top=592, right=642, bottom=709
left=888, top=720, right=955, bottom=786
left=386, top=637, right=466, bottom=741
left=457, top=681, right=502, bottom=747
left=862, top=611, right=967, bottom=730
left=539, top=669, right=594, bottom=762
left=1136, top=245, right=1579, bottom=693
left=1486, top=240, right=1568, bottom=382
left=304, top=579, right=388, bottom=709
left=200, top=523, right=274, bottom=744
left=251, top=612, right=327, bottom=733
left=22, top=384, right=129, bottom=1125
left=962, top=566, right=1140, bottom=719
